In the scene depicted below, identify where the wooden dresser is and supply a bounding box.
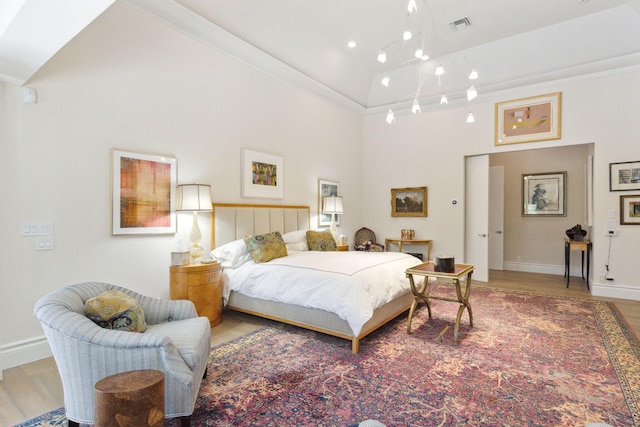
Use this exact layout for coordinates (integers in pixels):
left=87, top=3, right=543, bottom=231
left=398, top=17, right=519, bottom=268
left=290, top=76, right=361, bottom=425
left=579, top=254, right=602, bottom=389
left=170, top=262, right=222, bottom=326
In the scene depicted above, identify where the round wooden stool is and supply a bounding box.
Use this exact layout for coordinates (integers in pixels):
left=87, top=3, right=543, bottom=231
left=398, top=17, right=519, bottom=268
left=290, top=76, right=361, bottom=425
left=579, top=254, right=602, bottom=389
left=94, top=369, right=164, bottom=427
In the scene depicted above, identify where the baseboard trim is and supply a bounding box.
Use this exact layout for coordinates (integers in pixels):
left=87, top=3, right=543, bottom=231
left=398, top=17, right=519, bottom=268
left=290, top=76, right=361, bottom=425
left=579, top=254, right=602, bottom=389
left=1, top=335, right=52, bottom=371
left=503, top=261, right=572, bottom=276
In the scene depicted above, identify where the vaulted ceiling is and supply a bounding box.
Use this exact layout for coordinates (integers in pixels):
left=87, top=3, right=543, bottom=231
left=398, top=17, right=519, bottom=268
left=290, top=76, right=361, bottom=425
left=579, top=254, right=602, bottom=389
left=3, top=0, right=640, bottom=114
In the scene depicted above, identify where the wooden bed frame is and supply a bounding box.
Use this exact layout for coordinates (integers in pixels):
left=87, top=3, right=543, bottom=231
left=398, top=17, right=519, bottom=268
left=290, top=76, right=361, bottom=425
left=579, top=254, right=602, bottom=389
left=210, top=203, right=413, bottom=353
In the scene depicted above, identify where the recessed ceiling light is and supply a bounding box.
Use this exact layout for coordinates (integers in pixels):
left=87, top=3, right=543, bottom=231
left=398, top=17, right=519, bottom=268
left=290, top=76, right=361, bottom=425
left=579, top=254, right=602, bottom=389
left=347, top=41, right=357, bottom=48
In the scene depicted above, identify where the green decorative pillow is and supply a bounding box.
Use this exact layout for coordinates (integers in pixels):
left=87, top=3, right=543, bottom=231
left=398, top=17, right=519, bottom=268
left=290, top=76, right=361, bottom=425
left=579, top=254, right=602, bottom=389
left=243, top=231, right=288, bottom=263
left=306, top=230, right=337, bottom=251
left=85, top=290, right=147, bottom=332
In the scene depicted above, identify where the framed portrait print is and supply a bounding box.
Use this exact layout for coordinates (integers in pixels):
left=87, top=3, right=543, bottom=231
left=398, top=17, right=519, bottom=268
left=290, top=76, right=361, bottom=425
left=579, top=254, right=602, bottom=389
left=112, top=149, right=177, bottom=235
left=620, top=195, right=640, bottom=225
left=391, top=187, right=427, bottom=217
left=318, top=179, right=340, bottom=227
left=522, top=172, right=566, bottom=216
left=609, top=161, right=640, bottom=191
left=495, top=92, right=562, bottom=145
left=242, top=149, right=284, bottom=199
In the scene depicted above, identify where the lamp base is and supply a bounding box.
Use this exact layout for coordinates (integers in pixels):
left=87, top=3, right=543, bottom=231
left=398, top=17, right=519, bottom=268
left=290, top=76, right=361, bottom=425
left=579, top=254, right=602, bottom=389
left=190, top=244, right=204, bottom=265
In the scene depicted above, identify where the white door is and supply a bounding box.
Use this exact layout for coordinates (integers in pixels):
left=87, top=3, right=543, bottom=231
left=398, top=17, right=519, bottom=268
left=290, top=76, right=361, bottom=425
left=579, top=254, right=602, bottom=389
left=465, top=155, right=489, bottom=282
left=489, top=166, right=504, bottom=270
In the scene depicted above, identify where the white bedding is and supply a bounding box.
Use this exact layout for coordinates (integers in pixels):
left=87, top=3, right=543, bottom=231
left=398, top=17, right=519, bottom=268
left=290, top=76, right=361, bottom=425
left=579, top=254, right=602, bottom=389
left=222, top=251, right=422, bottom=336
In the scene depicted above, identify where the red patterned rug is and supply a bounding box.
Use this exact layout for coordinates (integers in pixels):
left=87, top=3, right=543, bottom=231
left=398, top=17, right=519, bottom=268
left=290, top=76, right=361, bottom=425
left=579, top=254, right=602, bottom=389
left=14, top=286, right=640, bottom=427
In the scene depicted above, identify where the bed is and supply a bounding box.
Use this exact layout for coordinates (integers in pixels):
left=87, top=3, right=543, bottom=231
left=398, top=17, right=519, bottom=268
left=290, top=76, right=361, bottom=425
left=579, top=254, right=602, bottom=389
left=210, top=203, right=419, bottom=353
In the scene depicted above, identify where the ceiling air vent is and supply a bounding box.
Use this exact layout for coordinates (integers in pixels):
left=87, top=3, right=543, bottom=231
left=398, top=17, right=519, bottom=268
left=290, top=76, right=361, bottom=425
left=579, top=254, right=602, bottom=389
left=449, top=17, right=471, bottom=31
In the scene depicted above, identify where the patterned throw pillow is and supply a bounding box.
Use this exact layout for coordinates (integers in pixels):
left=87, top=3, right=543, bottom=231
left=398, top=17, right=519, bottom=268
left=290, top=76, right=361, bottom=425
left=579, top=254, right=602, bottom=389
left=85, top=290, right=147, bottom=332
left=306, top=230, right=338, bottom=251
left=243, top=231, right=288, bottom=263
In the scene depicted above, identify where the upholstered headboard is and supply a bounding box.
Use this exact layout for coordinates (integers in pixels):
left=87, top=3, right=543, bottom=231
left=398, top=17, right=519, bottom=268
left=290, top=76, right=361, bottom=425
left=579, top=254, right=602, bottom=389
left=210, top=203, right=310, bottom=248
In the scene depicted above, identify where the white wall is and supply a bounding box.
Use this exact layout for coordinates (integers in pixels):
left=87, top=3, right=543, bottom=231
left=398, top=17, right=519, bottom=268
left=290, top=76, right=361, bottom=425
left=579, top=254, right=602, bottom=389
left=0, top=2, right=363, bottom=369
left=363, top=69, right=640, bottom=300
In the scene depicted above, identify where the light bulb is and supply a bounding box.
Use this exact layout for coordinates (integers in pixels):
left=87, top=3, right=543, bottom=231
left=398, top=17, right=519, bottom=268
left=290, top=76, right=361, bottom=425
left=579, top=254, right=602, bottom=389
left=386, top=109, right=395, bottom=124
left=377, top=50, right=387, bottom=63
left=466, top=112, right=475, bottom=123
left=381, top=75, right=390, bottom=87
left=467, top=85, right=478, bottom=101
left=468, top=68, right=478, bottom=80
left=412, top=99, right=421, bottom=114
left=407, top=0, right=417, bottom=13
left=440, top=94, right=448, bottom=105
left=348, top=41, right=357, bottom=48
left=403, top=30, right=412, bottom=41
left=435, top=65, right=444, bottom=76
left=414, top=48, right=423, bottom=59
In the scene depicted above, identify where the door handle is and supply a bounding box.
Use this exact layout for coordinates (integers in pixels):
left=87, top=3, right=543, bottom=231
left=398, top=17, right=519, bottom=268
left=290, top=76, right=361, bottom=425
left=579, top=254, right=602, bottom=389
left=478, top=234, right=487, bottom=237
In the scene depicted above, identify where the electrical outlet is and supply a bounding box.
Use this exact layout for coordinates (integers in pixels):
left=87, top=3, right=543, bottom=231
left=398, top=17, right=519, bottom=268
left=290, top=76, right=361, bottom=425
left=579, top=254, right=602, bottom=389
left=605, top=229, right=618, bottom=236
left=606, top=277, right=614, bottom=282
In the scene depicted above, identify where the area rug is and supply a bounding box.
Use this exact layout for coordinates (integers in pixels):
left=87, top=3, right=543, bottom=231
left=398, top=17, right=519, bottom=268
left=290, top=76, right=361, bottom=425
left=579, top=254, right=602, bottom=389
left=13, top=286, right=640, bottom=427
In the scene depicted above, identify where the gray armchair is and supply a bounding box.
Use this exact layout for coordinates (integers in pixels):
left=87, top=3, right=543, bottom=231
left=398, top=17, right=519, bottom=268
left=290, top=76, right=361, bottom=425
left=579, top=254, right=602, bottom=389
left=33, top=282, right=211, bottom=427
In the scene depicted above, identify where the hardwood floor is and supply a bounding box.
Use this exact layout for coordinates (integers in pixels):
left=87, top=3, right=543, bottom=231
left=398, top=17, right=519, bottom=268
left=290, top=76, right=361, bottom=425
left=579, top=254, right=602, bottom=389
left=1, top=270, right=638, bottom=427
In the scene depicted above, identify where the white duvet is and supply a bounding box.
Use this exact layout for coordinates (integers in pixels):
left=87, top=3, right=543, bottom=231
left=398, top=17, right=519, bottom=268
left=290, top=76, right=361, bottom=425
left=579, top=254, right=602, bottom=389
left=222, top=251, right=422, bottom=336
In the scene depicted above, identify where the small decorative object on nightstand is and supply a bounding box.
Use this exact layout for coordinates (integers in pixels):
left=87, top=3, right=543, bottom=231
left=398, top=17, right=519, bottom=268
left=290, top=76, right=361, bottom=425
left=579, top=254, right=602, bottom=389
left=337, top=245, right=348, bottom=251
left=170, top=262, right=222, bottom=326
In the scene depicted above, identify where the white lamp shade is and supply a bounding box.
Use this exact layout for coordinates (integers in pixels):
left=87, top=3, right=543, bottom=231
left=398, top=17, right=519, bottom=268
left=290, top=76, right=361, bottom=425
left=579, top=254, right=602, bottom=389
left=176, top=184, right=213, bottom=212
left=322, top=196, right=344, bottom=214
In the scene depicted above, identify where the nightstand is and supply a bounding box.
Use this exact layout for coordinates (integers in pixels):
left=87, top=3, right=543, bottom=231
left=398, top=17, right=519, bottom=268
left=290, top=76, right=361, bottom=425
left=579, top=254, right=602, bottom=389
left=170, top=262, right=222, bottom=326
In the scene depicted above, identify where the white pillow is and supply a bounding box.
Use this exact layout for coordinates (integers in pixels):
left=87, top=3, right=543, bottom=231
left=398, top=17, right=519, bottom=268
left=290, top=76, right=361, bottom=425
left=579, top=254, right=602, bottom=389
left=282, top=229, right=308, bottom=244
left=210, top=239, right=252, bottom=269
left=285, top=241, right=308, bottom=252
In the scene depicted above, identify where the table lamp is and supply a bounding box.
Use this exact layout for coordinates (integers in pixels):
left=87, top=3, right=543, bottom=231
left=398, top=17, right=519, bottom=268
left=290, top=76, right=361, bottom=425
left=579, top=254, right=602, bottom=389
left=322, top=196, right=343, bottom=242
left=176, top=184, right=213, bottom=264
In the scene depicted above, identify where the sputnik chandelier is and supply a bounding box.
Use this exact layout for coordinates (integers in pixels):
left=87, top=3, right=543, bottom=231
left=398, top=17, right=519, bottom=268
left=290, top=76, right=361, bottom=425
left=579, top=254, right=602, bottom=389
left=379, top=0, right=479, bottom=124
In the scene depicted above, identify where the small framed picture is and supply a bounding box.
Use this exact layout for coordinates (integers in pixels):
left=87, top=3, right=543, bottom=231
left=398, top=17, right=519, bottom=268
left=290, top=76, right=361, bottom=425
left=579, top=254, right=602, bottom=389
left=391, top=187, right=427, bottom=217
left=522, top=172, right=566, bottom=217
left=620, top=195, right=640, bottom=225
left=318, top=179, right=340, bottom=227
left=609, top=161, right=640, bottom=191
left=112, top=149, right=177, bottom=235
left=495, top=92, right=562, bottom=145
left=242, top=149, right=284, bottom=199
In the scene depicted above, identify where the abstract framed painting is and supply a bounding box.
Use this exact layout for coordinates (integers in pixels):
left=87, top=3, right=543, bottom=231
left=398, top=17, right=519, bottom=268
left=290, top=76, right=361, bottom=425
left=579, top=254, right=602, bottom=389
left=242, top=149, right=284, bottom=199
left=495, top=92, right=562, bottom=145
left=620, top=195, right=640, bottom=225
left=111, top=149, right=177, bottom=235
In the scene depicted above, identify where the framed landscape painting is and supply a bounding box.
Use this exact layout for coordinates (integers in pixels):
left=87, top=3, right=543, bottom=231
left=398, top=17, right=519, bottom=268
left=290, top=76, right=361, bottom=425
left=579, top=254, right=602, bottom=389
left=391, top=187, right=427, bottom=217
left=112, top=149, right=177, bottom=235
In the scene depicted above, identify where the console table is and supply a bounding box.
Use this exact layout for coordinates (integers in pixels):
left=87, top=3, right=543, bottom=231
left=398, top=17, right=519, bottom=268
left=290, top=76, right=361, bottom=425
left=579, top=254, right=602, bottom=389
left=405, top=262, right=474, bottom=345
left=385, top=238, right=432, bottom=261
left=564, top=238, right=591, bottom=290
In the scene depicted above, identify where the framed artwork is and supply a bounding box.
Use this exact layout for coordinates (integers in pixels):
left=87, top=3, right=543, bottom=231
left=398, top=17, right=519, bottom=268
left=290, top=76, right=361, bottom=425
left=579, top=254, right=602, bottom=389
left=111, top=149, right=177, bottom=235
left=522, top=172, right=566, bottom=217
left=318, top=179, right=340, bottom=227
left=391, top=187, right=427, bottom=217
left=495, top=92, right=562, bottom=145
left=609, top=161, right=640, bottom=191
left=242, top=149, right=284, bottom=199
left=620, top=195, right=640, bottom=225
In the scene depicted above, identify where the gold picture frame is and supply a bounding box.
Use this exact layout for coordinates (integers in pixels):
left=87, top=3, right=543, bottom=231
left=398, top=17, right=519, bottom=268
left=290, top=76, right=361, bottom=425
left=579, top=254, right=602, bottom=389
left=111, top=149, right=177, bottom=235
left=391, top=187, right=427, bottom=217
left=495, top=92, right=562, bottom=146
